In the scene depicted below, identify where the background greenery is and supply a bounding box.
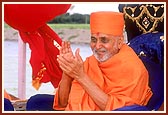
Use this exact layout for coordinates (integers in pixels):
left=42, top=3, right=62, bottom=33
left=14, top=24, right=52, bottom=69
left=48, top=13, right=90, bottom=24
left=4, top=13, right=90, bottom=30
left=48, top=24, right=90, bottom=29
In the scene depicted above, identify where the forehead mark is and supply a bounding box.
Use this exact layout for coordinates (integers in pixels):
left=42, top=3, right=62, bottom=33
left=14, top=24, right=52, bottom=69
left=96, top=32, right=100, bottom=36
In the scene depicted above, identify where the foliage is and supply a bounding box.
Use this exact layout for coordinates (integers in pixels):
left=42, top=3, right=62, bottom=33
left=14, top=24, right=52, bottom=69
left=48, top=13, right=90, bottom=24
left=48, top=24, right=90, bottom=29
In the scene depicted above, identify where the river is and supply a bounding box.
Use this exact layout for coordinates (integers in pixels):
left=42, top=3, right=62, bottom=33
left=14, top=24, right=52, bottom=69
left=3, top=40, right=92, bottom=99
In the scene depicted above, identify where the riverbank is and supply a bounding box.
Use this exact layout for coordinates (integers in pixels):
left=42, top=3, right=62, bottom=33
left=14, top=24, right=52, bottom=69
left=4, top=28, right=91, bottom=44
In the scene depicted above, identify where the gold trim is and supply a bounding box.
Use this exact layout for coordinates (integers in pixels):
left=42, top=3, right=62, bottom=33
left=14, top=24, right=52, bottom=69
left=32, top=63, right=47, bottom=90
left=123, top=4, right=164, bottom=33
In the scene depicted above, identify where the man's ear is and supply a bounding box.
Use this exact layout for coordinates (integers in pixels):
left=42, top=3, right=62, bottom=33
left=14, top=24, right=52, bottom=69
left=118, top=37, right=124, bottom=49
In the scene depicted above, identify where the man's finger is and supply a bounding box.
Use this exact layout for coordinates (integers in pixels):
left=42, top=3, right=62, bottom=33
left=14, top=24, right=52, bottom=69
left=75, top=48, right=83, bottom=63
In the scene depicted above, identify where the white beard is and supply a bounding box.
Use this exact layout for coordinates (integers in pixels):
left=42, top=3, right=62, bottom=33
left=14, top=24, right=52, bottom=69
left=92, top=42, right=119, bottom=62
left=93, top=47, right=112, bottom=62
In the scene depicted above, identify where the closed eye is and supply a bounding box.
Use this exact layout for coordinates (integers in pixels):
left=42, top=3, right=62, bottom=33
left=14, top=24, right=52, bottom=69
left=100, top=37, right=110, bottom=43
left=91, top=36, right=97, bottom=43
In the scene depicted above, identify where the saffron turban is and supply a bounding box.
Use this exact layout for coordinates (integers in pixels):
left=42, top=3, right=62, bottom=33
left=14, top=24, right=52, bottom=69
left=4, top=4, right=71, bottom=90
left=90, top=11, right=124, bottom=36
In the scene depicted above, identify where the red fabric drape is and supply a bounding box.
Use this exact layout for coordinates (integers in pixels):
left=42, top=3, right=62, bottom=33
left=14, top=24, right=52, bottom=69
left=4, top=4, right=71, bottom=90
left=4, top=4, right=71, bottom=32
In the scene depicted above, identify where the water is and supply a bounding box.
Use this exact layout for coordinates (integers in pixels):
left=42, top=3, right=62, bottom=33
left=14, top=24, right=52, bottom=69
left=3, top=41, right=92, bottom=99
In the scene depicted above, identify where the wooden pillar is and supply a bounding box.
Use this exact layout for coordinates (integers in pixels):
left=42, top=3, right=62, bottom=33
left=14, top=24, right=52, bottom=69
left=18, top=34, right=26, bottom=99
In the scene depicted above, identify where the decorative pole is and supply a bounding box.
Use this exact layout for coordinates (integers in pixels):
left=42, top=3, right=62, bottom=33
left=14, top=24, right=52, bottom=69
left=18, top=34, right=26, bottom=99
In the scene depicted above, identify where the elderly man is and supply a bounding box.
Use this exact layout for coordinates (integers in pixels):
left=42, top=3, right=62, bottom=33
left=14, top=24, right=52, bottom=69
left=54, top=11, right=153, bottom=111
left=26, top=11, right=152, bottom=111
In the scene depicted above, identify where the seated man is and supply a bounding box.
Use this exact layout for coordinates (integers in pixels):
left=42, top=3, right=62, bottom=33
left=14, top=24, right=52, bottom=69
left=27, top=11, right=153, bottom=111
left=54, top=11, right=153, bottom=111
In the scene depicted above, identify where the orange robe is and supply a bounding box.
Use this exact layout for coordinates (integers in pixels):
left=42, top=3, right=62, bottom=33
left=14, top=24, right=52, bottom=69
left=4, top=90, right=12, bottom=100
left=53, top=44, right=153, bottom=111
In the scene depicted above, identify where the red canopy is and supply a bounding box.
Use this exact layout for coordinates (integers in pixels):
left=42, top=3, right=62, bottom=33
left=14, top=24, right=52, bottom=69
left=4, top=4, right=71, bottom=32
left=4, top=4, right=71, bottom=90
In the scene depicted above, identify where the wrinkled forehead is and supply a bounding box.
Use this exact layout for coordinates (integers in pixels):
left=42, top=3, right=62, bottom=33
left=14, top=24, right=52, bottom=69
left=91, top=32, right=119, bottom=39
left=92, top=32, right=109, bottom=37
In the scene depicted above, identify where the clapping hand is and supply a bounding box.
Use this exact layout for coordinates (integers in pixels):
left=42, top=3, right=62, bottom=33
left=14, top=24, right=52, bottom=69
left=57, top=41, right=85, bottom=80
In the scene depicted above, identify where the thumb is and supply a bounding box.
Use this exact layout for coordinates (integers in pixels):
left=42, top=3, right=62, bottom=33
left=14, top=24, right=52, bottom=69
left=75, top=48, right=83, bottom=62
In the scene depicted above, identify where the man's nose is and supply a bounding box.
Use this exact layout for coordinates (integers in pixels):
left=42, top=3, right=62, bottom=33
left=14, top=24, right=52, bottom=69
left=95, top=41, right=102, bottom=49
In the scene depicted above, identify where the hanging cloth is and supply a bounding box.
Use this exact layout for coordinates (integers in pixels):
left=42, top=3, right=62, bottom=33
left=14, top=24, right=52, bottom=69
left=4, top=4, right=71, bottom=90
